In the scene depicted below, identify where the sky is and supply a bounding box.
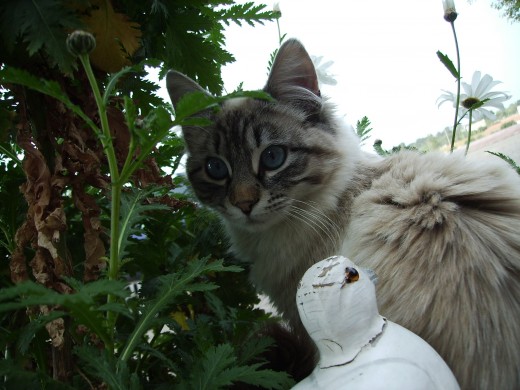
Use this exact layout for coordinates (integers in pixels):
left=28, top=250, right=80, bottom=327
left=217, top=0, right=520, bottom=147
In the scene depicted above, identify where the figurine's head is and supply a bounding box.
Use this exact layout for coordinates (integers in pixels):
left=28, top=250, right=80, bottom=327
left=296, top=256, right=386, bottom=368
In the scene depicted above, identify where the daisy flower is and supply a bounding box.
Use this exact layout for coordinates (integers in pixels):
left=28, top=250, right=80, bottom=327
left=438, top=71, right=510, bottom=122
left=459, top=71, right=510, bottom=122
left=311, top=55, right=337, bottom=86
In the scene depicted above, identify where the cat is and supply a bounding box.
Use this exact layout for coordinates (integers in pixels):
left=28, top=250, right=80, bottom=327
left=166, top=39, right=520, bottom=390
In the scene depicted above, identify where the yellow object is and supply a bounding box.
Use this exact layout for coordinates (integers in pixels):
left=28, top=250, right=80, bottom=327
left=83, top=0, right=141, bottom=72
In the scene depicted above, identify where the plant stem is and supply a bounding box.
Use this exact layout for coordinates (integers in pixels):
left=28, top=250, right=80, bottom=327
left=449, top=20, right=461, bottom=153
left=78, top=54, right=122, bottom=345
left=465, top=110, right=473, bottom=156
left=276, top=18, right=282, bottom=45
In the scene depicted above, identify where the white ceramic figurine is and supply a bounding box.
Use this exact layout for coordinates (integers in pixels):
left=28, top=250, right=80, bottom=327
left=293, top=256, right=460, bottom=390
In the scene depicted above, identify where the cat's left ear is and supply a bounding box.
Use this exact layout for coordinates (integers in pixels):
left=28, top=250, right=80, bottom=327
left=264, top=39, right=321, bottom=103
left=166, top=70, right=211, bottom=109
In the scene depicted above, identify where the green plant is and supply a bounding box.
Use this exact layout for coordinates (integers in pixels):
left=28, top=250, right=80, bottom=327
left=500, top=120, right=517, bottom=129
left=0, top=2, right=294, bottom=388
left=355, top=116, right=373, bottom=146
left=437, top=1, right=511, bottom=155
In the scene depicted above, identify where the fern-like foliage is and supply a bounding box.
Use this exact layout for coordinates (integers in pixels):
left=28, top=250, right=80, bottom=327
left=1, top=1, right=291, bottom=388
left=119, top=256, right=242, bottom=363
left=180, top=343, right=294, bottom=389
left=118, top=187, right=169, bottom=261
left=0, top=0, right=83, bottom=73
left=0, top=278, right=129, bottom=347
left=356, top=116, right=373, bottom=146
left=487, top=151, right=520, bottom=174
left=217, top=2, right=275, bottom=27
left=75, top=346, right=140, bottom=390
left=373, top=139, right=419, bottom=156
left=143, top=1, right=276, bottom=94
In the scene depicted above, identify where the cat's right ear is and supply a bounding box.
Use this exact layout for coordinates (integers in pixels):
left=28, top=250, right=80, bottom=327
left=166, top=71, right=213, bottom=153
left=166, top=70, right=210, bottom=108
left=264, top=39, right=321, bottom=116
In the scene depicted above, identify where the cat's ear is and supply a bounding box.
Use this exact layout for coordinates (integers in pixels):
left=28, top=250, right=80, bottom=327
left=166, top=71, right=213, bottom=154
left=265, top=39, right=321, bottom=104
left=166, top=70, right=210, bottom=108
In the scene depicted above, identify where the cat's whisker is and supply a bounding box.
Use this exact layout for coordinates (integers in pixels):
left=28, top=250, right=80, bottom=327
left=292, top=199, right=342, bottom=238
left=290, top=206, right=339, bottom=244
left=287, top=205, right=339, bottom=247
left=285, top=209, right=331, bottom=247
left=288, top=199, right=342, bottom=242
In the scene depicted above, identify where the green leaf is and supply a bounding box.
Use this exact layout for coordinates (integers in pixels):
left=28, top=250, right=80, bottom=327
left=103, top=66, right=135, bottom=106
left=0, top=0, right=83, bottom=73
left=174, top=91, right=220, bottom=121
left=118, top=187, right=169, bottom=261
left=119, top=105, right=176, bottom=182
left=62, top=277, right=129, bottom=300
left=123, top=95, right=138, bottom=135
left=236, top=335, right=275, bottom=366
left=0, top=67, right=100, bottom=134
left=0, top=359, right=75, bottom=390
left=96, top=302, right=133, bottom=320
left=0, top=278, right=129, bottom=347
left=174, top=89, right=274, bottom=123
left=76, top=346, right=140, bottom=390
left=17, top=310, right=67, bottom=354
left=486, top=151, right=520, bottom=175
left=373, top=139, right=389, bottom=156
left=224, top=363, right=294, bottom=389
left=119, top=257, right=242, bottom=363
left=228, top=89, right=274, bottom=102
left=218, top=3, right=277, bottom=27
left=436, top=50, right=460, bottom=80
left=190, top=343, right=236, bottom=388
left=355, top=116, right=373, bottom=146
left=185, top=344, right=294, bottom=389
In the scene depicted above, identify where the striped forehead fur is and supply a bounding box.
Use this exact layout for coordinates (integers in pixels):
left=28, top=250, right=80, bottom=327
left=212, top=99, right=342, bottom=172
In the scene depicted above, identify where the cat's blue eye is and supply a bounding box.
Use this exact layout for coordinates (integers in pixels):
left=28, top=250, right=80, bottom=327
left=260, top=145, right=286, bottom=171
left=206, top=157, right=229, bottom=180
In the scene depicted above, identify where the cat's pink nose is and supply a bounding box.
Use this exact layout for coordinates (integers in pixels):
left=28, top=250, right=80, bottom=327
left=230, top=184, right=259, bottom=215
left=234, top=199, right=258, bottom=215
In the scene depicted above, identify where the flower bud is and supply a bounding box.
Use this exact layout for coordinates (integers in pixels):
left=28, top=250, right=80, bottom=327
left=273, top=2, right=282, bottom=17
left=442, top=0, right=458, bottom=22
left=66, top=30, right=96, bottom=57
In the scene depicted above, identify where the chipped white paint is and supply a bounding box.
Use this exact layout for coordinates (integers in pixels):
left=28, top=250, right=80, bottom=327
left=293, top=256, right=460, bottom=390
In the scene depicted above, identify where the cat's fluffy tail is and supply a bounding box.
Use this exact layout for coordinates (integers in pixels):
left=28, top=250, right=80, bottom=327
left=347, top=150, right=520, bottom=390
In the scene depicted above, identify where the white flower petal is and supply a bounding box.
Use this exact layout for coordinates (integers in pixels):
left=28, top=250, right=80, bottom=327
left=438, top=71, right=509, bottom=120
left=319, top=60, right=335, bottom=71
left=477, top=107, right=496, bottom=121
left=474, top=75, right=500, bottom=97
left=437, top=91, right=457, bottom=107
left=470, top=110, right=484, bottom=122
left=461, top=81, right=473, bottom=96
left=483, top=100, right=506, bottom=110
left=470, top=71, right=482, bottom=92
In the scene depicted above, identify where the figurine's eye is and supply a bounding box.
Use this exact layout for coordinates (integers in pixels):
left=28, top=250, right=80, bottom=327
left=341, top=267, right=359, bottom=288
left=260, top=145, right=286, bottom=171
left=206, top=157, right=229, bottom=180
left=346, top=267, right=359, bottom=282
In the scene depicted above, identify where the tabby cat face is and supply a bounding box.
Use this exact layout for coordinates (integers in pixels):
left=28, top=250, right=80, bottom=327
left=167, top=40, right=347, bottom=232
